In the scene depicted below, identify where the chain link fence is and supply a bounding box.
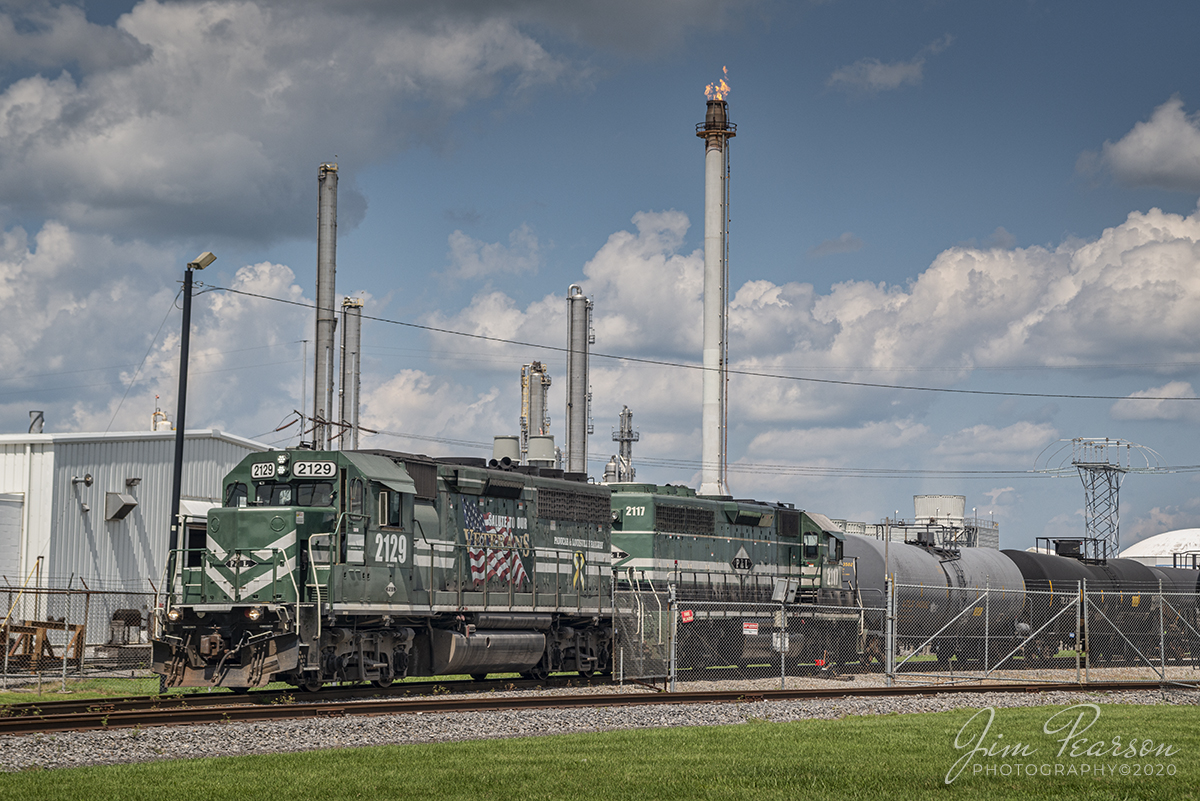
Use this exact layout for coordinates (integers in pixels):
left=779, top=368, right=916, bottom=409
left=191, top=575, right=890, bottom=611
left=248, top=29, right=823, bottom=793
left=2, top=584, right=158, bottom=692
left=614, top=580, right=1200, bottom=690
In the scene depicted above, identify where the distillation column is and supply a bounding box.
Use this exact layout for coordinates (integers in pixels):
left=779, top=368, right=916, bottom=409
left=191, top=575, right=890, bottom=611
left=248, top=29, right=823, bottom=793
left=565, top=285, right=593, bottom=475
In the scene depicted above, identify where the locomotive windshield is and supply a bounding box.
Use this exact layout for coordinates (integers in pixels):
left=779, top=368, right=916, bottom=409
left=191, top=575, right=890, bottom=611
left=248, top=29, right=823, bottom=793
left=223, top=480, right=335, bottom=507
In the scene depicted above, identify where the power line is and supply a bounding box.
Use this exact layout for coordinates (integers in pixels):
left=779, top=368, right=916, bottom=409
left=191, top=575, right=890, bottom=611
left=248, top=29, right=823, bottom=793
left=200, top=283, right=1200, bottom=403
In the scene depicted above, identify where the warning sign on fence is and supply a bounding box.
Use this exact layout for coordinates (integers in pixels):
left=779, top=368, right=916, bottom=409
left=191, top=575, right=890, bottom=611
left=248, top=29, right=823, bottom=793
left=680, top=609, right=694, bottom=623
left=743, top=621, right=758, bottom=635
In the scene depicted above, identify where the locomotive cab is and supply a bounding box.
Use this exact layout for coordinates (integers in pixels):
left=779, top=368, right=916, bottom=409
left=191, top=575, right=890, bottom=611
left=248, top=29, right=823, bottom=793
left=154, top=450, right=417, bottom=689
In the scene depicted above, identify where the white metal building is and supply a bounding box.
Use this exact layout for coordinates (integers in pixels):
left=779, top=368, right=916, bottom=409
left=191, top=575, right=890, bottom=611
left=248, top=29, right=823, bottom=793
left=0, top=430, right=267, bottom=591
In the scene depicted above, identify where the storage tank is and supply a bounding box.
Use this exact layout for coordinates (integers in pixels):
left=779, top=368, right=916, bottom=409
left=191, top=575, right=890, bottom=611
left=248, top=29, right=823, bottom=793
left=914, top=495, right=965, bottom=523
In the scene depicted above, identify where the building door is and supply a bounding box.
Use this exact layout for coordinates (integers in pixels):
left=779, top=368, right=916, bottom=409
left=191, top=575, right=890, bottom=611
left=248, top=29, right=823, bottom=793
left=0, top=493, right=23, bottom=582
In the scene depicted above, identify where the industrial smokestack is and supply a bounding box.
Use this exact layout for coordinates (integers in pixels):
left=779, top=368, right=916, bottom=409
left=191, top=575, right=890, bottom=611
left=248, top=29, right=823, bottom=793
left=565, top=284, right=593, bottom=475
left=313, top=162, right=339, bottom=449
left=606, top=404, right=639, bottom=483
left=520, top=361, right=552, bottom=463
left=339, top=296, right=363, bottom=450
left=696, top=72, right=735, bottom=496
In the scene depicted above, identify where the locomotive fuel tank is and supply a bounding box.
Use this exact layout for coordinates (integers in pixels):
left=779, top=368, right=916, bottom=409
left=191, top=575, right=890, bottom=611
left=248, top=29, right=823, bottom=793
left=428, top=629, right=547, bottom=675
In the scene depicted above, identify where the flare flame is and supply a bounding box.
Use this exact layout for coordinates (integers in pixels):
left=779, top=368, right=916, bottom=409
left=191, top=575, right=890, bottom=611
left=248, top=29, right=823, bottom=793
left=705, top=66, right=730, bottom=101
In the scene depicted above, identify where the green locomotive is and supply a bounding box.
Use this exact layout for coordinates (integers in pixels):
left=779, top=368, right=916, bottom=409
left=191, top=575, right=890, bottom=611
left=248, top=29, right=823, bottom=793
left=153, top=448, right=859, bottom=690
left=608, top=482, right=860, bottom=669
left=154, top=449, right=612, bottom=690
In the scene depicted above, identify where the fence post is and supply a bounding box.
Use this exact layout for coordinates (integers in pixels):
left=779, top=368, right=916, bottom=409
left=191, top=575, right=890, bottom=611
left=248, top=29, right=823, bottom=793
left=81, top=590, right=91, bottom=677
left=984, top=576, right=990, bottom=673
left=779, top=598, right=786, bottom=691
left=668, top=583, right=677, bottom=693
left=1158, top=579, right=1165, bottom=683
left=1081, top=578, right=1090, bottom=684
left=1080, top=577, right=1089, bottom=685
left=885, top=576, right=894, bottom=687
left=61, top=584, right=72, bottom=692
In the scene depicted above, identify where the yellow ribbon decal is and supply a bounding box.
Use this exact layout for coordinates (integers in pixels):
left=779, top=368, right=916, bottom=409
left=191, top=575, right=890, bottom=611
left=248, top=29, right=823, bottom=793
left=572, top=552, right=586, bottom=588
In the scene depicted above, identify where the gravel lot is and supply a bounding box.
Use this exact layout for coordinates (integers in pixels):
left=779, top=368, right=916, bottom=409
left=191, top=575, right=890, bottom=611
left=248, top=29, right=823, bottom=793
left=2, top=683, right=1197, bottom=773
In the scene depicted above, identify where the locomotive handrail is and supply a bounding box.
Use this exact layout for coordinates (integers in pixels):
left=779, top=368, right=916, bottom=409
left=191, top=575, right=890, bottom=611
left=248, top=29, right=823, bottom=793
left=305, top=536, right=325, bottom=640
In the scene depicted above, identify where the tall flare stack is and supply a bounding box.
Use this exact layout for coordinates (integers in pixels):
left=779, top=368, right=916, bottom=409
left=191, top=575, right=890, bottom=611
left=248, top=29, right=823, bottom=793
left=313, top=162, right=339, bottom=449
left=696, top=71, right=735, bottom=496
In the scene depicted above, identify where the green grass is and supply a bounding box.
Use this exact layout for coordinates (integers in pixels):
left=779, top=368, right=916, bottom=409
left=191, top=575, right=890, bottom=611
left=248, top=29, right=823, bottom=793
left=2, top=701, right=1197, bottom=800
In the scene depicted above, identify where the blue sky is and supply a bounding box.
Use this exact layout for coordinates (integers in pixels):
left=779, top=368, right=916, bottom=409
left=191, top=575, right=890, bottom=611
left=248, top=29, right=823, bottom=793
left=3, top=0, right=1200, bottom=550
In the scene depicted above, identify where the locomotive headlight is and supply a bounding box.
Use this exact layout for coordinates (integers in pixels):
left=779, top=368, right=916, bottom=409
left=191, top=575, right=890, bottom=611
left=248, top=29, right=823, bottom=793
left=167, top=608, right=182, bottom=622
left=245, top=607, right=264, bottom=621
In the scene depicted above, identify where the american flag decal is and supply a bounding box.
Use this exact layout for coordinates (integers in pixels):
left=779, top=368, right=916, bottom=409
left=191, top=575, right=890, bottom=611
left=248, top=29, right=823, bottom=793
left=463, top=500, right=530, bottom=587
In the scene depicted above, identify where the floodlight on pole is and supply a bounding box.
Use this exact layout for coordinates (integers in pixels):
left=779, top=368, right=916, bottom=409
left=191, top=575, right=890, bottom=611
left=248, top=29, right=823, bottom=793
left=168, top=251, right=216, bottom=574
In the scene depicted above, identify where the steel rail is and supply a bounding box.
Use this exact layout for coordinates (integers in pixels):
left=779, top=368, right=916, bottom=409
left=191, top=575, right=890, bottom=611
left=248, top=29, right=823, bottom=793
left=1, top=680, right=1189, bottom=737
left=0, top=675, right=612, bottom=720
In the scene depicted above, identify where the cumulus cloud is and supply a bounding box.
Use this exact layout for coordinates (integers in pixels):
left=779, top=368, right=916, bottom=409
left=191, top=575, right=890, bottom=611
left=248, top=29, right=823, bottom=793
left=0, top=2, right=148, bottom=71
left=932, top=422, right=1058, bottom=466
left=1083, top=97, right=1200, bottom=192
left=1110, top=380, right=1200, bottom=422
left=0, top=0, right=569, bottom=241
left=66, top=259, right=312, bottom=436
left=427, top=209, right=703, bottom=362
left=445, top=224, right=541, bottom=279
left=827, top=34, right=953, bottom=93
left=359, top=370, right=506, bottom=453
left=0, top=0, right=758, bottom=243
left=809, top=232, right=864, bottom=257
left=258, top=0, right=756, bottom=55
left=746, top=419, right=930, bottom=461
left=417, top=203, right=1200, bottom=445
left=1122, top=501, right=1200, bottom=547
left=0, top=217, right=314, bottom=436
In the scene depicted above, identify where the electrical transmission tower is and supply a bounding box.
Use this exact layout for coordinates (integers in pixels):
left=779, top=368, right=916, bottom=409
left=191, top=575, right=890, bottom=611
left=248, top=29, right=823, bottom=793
left=1032, top=438, right=1161, bottom=556
left=1037, top=438, right=1162, bottom=559
left=1072, top=439, right=1128, bottom=556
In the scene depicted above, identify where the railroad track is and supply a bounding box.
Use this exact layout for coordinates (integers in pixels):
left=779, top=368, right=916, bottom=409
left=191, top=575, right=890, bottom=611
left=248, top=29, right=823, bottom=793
left=0, top=674, right=613, bottom=722
left=0, top=680, right=1187, bottom=737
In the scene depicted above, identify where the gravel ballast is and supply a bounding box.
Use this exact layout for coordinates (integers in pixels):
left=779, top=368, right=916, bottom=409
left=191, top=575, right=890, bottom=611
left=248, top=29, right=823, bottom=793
left=2, top=685, right=1197, bottom=773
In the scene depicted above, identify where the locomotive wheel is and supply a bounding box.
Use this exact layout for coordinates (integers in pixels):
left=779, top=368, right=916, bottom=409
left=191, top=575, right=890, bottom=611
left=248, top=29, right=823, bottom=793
left=521, top=657, right=550, bottom=681
left=373, top=674, right=394, bottom=689
left=301, top=677, right=324, bottom=693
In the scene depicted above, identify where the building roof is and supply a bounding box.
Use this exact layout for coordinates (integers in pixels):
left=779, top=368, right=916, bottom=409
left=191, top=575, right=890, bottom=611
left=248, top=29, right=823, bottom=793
left=1119, top=529, right=1200, bottom=558
left=0, top=429, right=270, bottom=451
